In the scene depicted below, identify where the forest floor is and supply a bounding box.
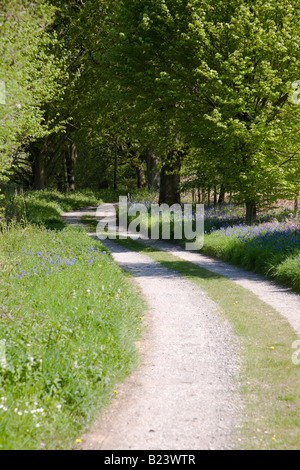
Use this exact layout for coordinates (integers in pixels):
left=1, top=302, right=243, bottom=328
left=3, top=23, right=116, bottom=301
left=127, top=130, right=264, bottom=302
left=62, top=206, right=300, bottom=450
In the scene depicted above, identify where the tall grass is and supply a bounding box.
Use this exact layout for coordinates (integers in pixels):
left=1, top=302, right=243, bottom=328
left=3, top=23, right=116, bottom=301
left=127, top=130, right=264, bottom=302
left=1, top=189, right=103, bottom=230
left=0, top=190, right=145, bottom=449
left=202, top=219, right=300, bottom=293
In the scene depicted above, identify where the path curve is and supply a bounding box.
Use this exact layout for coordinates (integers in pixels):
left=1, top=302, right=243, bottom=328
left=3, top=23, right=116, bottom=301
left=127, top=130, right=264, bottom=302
left=62, top=208, right=241, bottom=450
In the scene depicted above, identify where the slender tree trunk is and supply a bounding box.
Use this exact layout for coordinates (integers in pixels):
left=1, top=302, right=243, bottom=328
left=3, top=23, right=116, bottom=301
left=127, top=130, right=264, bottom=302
left=68, top=143, right=77, bottom=191
left=246, top=201, right=257, bottom=225
left=159, top=151, right=181, bottom=205
left=64, top=151, right=69, bottom=192
left=137, top=164, right=146, bottom=188
left=33, top=143, right=46, bottom=190
left=113, top=138, right=118, bottom=191
left=214, top=185, right=217, bottom=206
left=146, top=146, right=160, bottom=191
left=197, top=185, right=201, bottom=204
left=192, top=188, right=195, bottom=204
left=218, top=184, right=225, bottom=205
left=294, top=194, right=300, bottom=216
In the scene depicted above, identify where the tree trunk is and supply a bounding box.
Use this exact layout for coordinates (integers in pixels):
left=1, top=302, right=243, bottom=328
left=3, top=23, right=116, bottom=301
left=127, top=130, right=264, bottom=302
left=137, top=164, right=146, bottom=188
left=192, top=188, right=195, bottom=204
left=146, top=146, right=160, bottom=191
left=197, top=185, right=201, bottom=204
left=218, top=184, right=225, bottom=205
left=246, top=201, right=257, bottom=225
left=68, top=143, right=77, bottom=191
left=33, top=143, right=46, bottom=190
left=207, top=187, right=211, bottom=207
left=214, top=185, right=217, bottom=206
left=64, top=151, right=69, bottom=192
left=159, top=151, right=181, bottom=205
left=294, top=195, right=300, bottom=216
left=113, top=138, right=118, bottom=191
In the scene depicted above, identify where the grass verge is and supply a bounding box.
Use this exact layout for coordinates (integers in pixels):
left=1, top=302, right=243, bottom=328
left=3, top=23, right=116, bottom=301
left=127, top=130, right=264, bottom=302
left=0, top=220, right=145, bottom=449
left=2, top=189, right=103, bottom=230
left=201, top=223, right=300, bottom=294
left=82, top=215, right=300, bottom=450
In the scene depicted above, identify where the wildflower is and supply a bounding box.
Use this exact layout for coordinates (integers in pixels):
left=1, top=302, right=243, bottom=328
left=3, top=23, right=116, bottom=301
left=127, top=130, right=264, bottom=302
left=76, top=439, right=82, bottom=443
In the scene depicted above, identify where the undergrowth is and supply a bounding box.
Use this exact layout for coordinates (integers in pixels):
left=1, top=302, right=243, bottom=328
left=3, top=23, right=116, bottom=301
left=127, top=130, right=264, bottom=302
left=0, top=189, right=145, bottom=449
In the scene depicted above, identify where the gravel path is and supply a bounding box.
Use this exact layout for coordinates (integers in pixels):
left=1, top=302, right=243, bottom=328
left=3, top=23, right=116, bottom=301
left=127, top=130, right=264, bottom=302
left=81, top=240, right=240, bottom=450
left=62, top=208, right=241, bottom=450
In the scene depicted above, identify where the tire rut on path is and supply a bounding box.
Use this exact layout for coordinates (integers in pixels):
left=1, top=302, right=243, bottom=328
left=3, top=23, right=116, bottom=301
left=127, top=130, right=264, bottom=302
left=62, top=208, right=241, bottom=450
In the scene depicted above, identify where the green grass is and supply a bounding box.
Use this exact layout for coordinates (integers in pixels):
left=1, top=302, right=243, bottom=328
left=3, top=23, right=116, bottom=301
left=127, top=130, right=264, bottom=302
left=0, top=191, right=145, bottom=450
left=1, top=189, right=104, bottom=230
left=199, top=218, right=300, bottom=293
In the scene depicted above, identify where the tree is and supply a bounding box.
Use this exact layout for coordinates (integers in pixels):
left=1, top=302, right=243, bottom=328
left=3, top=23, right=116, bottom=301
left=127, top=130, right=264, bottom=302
left=0, top=0, right=66, bottom=180
left=102, top=0, right=300, bottom=219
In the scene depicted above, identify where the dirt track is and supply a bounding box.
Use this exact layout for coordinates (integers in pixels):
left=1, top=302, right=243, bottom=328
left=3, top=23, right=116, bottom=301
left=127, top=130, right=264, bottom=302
left=80, top=238, right=240, bottom=450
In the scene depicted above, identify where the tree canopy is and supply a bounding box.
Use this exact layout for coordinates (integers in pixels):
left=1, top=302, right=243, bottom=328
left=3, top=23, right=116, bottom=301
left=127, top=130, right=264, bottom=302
left=0, top=0, right=66, bottom=174
left=102, top=0, right=300, bottom=215
left=0, top=0, right=299, bottom=219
